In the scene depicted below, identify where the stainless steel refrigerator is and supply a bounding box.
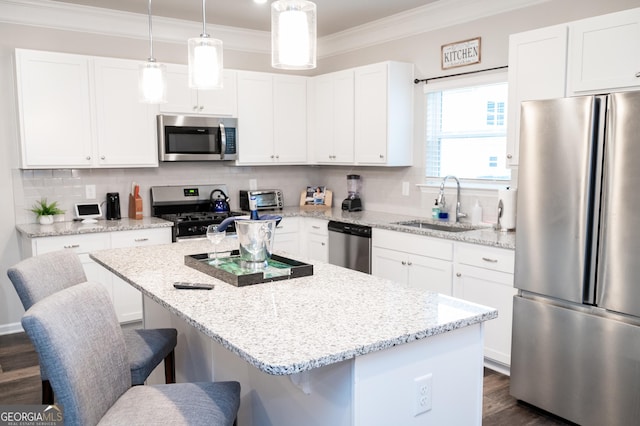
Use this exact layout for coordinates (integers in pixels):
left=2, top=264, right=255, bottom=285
left=511, top=91, right=640, bottom=426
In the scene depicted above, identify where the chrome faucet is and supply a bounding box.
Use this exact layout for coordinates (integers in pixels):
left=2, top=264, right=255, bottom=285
left=437, top=175, right=466, bottom=222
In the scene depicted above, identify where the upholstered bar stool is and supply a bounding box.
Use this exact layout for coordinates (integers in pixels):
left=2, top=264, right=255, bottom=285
left=22, top=282, right=240, bottom=426
left=7, top=250, right=177, bottom=404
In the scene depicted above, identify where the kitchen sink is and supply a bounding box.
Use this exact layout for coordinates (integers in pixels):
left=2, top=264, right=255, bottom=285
left=392, top=220, right=482, bottom=233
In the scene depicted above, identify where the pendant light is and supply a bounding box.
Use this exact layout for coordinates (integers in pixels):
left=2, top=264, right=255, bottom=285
left=271, top=0, right=317, bottom=70
left=139, top=0, right=166, bottom=103
left=188, top=0, right=223, bottom=90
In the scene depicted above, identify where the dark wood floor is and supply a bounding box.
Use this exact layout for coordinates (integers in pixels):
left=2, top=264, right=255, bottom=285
left=0, top=332, right=573, bottom=424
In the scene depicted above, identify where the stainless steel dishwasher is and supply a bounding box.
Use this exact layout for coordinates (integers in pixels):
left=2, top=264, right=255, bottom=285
left=327, top=220, right=372, bottom=274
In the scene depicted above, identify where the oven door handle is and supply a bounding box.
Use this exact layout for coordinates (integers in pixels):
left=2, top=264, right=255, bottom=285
left=219, top=122, right=226, bottom=160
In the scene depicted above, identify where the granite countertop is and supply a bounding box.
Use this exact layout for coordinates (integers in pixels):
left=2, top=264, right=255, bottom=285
left=15, top=207, right=515, bottom=250
left=90, top=238, right=498, bottom=376
left=276, top=207, right=516, bottom=250
left=15, top=217, right=173, bottom=238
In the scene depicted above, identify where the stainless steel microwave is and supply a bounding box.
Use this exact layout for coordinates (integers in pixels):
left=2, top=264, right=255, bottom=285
left=157, top=114, right=238, bottom=162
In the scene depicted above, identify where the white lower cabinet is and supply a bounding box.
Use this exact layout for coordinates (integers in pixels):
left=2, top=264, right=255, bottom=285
left=274, top=217, right=301, bottom=257
left=302, top=218, right=328, bottom=263
left=109, top=228, right=172, bottom=323
left=372, top=229, right=454, bottom=295
left=371, top=229, right=516, bottom=369
left=19, top=227, right=171, bottom=323
left=453, top=242, right=516, bottom=368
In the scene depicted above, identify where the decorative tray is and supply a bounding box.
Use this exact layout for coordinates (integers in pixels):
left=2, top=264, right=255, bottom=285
left=185, top=250, right=313, bottom=287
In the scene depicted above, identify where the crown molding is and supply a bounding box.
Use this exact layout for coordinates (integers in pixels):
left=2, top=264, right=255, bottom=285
left=319, top=0, right=551, bottom=57
left=0, top=0, right=549, bottom=58
left=0, top=0, right=271, bottom=53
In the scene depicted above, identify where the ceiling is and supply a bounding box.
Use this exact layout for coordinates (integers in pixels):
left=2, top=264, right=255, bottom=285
left=51, top=0, right=441, bottom=37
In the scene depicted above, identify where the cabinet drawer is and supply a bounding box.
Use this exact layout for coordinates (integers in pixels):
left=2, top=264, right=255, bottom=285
left=456, top=243, right=514, bottom=274
left=373, top=228, right=453, bottom=261
left=34, top=233, right=110, bottom=255
left=305, top=218, right=328, bottom=236
left=276, top=217, right=300, bottom=234
left=111, top=228, right=172, bottom=248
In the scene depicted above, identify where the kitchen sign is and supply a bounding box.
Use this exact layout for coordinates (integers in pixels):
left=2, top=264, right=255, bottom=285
left=441, top=37, right=481, bottom=70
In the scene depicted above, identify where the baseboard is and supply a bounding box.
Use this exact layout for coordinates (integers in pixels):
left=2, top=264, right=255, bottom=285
left=484, top=358, right=510, bottom=376
left=0, top=322, right=24, bottom=336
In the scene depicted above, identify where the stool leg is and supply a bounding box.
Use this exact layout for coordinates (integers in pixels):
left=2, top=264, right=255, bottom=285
left=42, top=380, right=54, bottom=404
left=164, top=349, right=176, bottom=384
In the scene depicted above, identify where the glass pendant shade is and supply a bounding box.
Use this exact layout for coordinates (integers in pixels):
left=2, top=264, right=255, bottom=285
left=139, top=61, right=167, bottom=103
left=139, top=0, right=166, bottom=103
left=188, top=36, right=224, bottom=89
left=271, top=0, right=316, bottom=70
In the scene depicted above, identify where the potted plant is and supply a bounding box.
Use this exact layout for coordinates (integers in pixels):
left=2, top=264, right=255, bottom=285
left=30, top=198, right=64, bottom=225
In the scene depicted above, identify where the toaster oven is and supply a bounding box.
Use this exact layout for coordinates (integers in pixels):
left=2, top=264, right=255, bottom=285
left=239, top=190, right=284, bottom=211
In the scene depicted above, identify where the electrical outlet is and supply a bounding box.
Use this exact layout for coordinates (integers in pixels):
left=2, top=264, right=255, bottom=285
left=85, top=184, right=96, bottom=200
left=414, top=373, right=433, bottom=416
left=402, top=181, right=410, bottom=196
left=249, top=179, right=258, bottom=190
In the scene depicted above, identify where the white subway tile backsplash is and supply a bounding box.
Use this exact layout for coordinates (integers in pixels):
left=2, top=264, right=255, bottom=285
left=13, top=164, right=504, bottom=225
left=32, top=170, right=53, bottom=179
left=52, top=169, right=72, bottom=178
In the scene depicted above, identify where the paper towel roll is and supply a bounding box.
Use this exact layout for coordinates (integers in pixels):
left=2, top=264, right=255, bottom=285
left=498, top=187, right=517, bottom=231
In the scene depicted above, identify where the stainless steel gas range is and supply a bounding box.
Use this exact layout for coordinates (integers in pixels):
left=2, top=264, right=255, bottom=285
left=151, top=184, right=246, bottom=242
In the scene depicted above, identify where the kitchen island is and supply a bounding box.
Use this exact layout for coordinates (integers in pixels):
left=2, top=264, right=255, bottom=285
left=91, top=238, right=497, bottom=426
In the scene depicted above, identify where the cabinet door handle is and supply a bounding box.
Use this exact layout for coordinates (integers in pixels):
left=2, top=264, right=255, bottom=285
left=275, top=155, right=279, bottom=159
left=192, top=105, right=198, bottom=111
left=506, top=154, right=513, bottom=159
left=312, top=225, right=320, bottom=229
left=100, top=155, right=106, bottom=160
left=636, top=72, right=640, bottom=78
left=134, top=238, right=149, bottom=242
left=401, top=261, right=406, bottom=265
left=407, top=261, right=412, bottom=266
left=482, top=257, right=498, bottom=263
left=379, top=154, right=384, bottom=159
left=321, top=242, right=325, bottom=246
left=456, top=272, right=462, bottom=277
left=199, top=106, right=204, bottom=111
left=86, top=156, right=91, bottom=161
left=64, top=244, right=80, bottom=249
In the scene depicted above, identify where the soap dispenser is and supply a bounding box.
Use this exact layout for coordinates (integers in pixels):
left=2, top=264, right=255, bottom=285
left=432, top=199, right=440, bottom=219
left=471, top=200, right=482, bottom=225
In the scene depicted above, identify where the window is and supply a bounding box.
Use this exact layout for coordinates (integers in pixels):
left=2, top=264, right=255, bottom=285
left=425, top=73, right=511, bottom=182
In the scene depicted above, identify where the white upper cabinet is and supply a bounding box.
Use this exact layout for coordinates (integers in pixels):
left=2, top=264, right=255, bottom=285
left=354, top=61, right=414, bottom=166
left=15, top=49, right=94, bottom=168
left=506, top=25, right=568, bottom=166
left=236, top=71, right=307, bottom=165
left=15, top=49, right=158, bottom=169
left=568, top=8, right=640, bottom=94
left=312, top=70, right=355, bottom=164
left=93, top=58, right=158, bottom=167
left=159, top=64, right=237, bottom=116
left=273, top=75, right=308, bottom=163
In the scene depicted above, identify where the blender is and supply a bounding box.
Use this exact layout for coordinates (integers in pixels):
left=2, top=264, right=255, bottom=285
left=341, top=174, right=363, bottom=212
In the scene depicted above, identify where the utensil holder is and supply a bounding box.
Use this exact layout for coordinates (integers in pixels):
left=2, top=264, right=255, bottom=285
left=128, top=194, right=143, bottom=220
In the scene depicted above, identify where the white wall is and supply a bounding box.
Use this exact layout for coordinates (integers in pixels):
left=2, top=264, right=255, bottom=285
left=0, top=0, right=637, bottom=331
left=0, top=46, right=22, bottom=333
